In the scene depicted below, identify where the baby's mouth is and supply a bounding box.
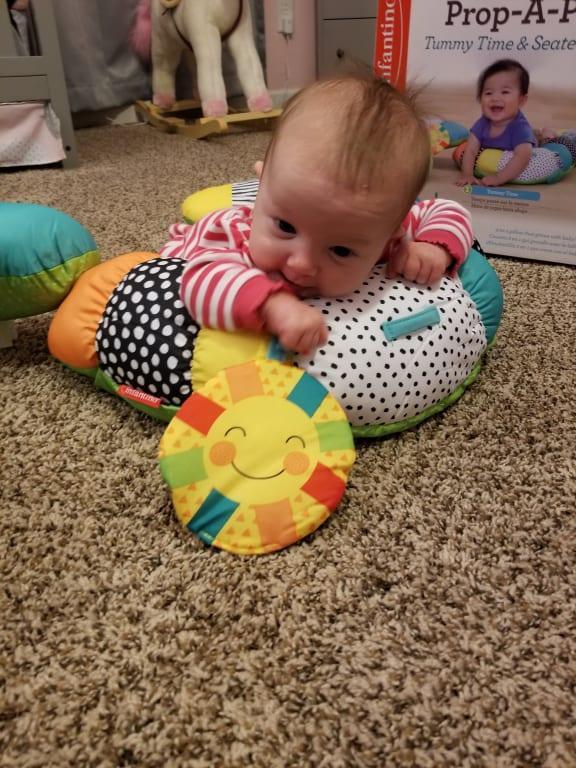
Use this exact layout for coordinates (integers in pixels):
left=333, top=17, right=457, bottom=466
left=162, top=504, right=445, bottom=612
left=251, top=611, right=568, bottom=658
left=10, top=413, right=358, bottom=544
left=281, top=274, right=317, bottom=296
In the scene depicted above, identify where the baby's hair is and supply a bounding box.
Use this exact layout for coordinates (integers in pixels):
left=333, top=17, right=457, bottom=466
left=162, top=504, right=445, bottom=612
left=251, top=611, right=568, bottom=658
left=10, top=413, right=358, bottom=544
left=477, top=58, right=530, bottom=98
left=263, top=71, right=432, bottom=226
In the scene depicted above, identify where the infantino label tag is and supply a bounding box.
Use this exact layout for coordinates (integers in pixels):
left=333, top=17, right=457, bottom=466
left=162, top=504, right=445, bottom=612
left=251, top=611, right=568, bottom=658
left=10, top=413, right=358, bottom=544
left=118, top=385, right=163, bottom=408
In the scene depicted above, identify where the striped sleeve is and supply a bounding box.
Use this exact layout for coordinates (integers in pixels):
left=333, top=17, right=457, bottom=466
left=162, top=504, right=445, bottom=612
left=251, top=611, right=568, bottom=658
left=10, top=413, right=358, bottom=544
left=402, top=198, right=474, bottom=272
left=160, top=208, right=288, bottom=331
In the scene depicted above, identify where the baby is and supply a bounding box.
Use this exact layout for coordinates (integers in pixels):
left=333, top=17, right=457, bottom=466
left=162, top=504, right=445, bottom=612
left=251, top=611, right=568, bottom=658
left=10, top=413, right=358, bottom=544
left=161, top=73, right=473, bottom=355
left=457, top=58, right=536, bottom=187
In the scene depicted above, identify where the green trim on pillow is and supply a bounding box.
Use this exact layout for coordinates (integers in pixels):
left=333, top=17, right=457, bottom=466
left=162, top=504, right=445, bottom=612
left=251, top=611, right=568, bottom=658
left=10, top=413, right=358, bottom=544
left=0, top=250, right=100, bottom=321
left=61, top=353, right=490, bottom=438
left=351, top=359, right=483, bottom=439
left=65, top=364, right=98, bottom=379
left=94, top=368, right=178, bottom=423
left=61, top=362, right=179, bottom=422
left=0, top=203, right=97, bottom=276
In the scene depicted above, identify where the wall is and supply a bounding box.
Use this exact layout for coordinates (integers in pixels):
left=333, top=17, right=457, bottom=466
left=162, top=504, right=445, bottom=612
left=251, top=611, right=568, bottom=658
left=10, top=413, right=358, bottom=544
left=263, top=0, right=317, bottom=103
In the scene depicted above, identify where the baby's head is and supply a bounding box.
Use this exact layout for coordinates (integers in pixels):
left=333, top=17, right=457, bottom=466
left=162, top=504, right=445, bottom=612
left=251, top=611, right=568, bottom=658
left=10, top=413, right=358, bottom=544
left=249, top=72, right=431, bottom=298
left=477, top=59, right=529, bottom=124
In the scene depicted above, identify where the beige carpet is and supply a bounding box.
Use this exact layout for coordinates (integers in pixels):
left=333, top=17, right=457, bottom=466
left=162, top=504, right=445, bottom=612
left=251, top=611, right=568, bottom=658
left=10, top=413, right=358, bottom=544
left=1, top=124, right=576, bottom=768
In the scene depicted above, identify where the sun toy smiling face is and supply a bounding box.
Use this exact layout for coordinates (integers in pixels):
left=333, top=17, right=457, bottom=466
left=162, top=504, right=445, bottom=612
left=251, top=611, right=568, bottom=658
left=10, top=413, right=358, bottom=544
left=159, top=359, right=355, bottom=555
left=205, top=396, right=320, bottom=505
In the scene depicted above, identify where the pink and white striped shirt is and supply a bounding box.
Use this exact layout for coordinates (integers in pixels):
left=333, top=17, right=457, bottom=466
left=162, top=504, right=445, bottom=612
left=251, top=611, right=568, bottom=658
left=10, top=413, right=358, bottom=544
left=160, top=199, right=473, bottom=332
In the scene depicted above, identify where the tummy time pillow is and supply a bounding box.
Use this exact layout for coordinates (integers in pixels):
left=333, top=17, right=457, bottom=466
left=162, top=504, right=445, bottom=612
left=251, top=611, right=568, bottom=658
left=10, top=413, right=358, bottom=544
left=453, top=139, right=574, bottom=185
left=48, top=242, right=502, bottom=437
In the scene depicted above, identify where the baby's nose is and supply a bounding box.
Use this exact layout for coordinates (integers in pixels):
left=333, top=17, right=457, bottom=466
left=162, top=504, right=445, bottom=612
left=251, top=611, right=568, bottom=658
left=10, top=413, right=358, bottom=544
left=288, top=247, right=317, bottom=275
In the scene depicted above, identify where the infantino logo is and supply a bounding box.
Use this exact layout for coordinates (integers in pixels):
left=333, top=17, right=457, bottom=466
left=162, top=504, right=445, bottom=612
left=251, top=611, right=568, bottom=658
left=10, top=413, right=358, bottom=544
left=375, top=0, right=405, bottom=82
left=446, top=0, right=576, bottom=33
left=118, top=385, right=163, bottom=408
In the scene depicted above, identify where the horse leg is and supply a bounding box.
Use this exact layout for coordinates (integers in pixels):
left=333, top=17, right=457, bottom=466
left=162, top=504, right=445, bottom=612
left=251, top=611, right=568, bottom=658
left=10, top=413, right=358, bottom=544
left=182, top=2, right=228, bottom=117
left=151, top=1, right=186, bottom=108
left=226, top=2, right=272, bottom=112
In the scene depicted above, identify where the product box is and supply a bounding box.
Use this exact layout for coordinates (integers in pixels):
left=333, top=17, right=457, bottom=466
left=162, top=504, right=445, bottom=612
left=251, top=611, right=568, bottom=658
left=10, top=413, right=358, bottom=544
left=374, top=0, right=576, bottom=265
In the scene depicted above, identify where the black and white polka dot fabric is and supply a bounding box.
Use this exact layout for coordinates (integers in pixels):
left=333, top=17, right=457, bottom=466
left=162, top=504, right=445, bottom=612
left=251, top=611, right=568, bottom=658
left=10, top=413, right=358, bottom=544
left=496, top=147, right=561, bottom=182
left=294, top=264, right=487, bottom=428
left=95, top=258, right=199, bottom=407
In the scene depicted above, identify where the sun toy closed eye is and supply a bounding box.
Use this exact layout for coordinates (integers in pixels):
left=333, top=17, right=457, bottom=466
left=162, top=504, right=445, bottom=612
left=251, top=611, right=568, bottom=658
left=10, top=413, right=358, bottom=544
left=159, top=359, right=356, bottom=554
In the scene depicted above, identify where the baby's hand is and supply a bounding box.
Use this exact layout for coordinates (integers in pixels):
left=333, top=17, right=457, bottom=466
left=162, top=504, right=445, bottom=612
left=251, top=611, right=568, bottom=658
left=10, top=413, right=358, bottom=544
left=480, top=174, right=503, bottom=187
left=455, top=172, right=477, bottom=187
left=386, top=241, right=452, bottom=284
left=262, top=292, right=328, bottom=355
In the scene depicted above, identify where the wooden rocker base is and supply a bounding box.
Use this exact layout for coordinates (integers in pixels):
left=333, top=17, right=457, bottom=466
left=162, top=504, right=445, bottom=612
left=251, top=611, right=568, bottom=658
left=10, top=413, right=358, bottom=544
left=134, top=99, right=282, bottom=140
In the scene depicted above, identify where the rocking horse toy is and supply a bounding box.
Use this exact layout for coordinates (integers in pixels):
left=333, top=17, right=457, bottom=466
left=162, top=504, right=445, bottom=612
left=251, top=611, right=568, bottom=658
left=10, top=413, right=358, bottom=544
left=132, top=0, right=281, bottom=139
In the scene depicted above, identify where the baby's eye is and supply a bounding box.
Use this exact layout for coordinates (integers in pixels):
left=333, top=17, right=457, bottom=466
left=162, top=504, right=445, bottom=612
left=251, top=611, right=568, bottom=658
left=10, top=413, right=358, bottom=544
left=330, top=245, right=353, bottom=258
left=276, top=219, right=296, bottom=234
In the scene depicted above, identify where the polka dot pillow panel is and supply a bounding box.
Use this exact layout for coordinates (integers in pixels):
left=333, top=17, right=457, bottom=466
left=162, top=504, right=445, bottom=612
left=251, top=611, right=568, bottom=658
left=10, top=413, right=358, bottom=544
left=294, top=263, right=489, bottom=437
left=95, top=257, right=200, bottom=413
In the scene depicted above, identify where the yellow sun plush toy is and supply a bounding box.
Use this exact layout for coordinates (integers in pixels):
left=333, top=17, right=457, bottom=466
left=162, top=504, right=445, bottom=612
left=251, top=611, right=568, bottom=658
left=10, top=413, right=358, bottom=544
left=159, top=359, right=356, bottom=555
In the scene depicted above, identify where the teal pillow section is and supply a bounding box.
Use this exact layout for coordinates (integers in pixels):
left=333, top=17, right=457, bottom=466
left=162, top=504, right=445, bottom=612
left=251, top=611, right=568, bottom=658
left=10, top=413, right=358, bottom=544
left=458, top=248, right=504, bottom=345
left=0, top=203, right=99, bottom=321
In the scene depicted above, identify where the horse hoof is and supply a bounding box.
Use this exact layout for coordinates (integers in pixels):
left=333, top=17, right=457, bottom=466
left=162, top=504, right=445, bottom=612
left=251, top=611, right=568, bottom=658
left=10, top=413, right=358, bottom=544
left=202, top=99, right=228, bottom=118
left=153, top=93, right=175, bottom=109
left=248, top=93, right=274, bottom=112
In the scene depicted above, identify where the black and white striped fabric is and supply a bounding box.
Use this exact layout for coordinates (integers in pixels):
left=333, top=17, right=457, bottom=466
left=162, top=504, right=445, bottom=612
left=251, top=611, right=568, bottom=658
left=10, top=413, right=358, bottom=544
left=231, top=179, right=259, bottom=207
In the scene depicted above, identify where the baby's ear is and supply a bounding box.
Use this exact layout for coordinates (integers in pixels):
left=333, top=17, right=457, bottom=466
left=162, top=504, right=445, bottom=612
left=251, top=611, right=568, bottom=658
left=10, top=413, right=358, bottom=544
left=254, top=161, right=264, bottom=178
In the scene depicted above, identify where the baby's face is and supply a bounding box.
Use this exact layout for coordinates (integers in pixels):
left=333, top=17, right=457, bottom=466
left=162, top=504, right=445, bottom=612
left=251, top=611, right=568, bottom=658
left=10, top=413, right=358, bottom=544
left=480, top=71, right=526, bottom=126
left=249, top=143, right=400, bottom=298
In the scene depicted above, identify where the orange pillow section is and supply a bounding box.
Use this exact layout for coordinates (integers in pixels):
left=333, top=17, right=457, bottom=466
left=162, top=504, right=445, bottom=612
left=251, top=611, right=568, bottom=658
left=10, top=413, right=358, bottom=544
left=48, top=252, right=157, bottom=371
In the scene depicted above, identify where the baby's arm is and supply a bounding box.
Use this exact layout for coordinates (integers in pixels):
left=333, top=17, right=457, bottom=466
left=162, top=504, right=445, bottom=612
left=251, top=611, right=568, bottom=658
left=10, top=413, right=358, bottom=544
left=386, top=240, right=453, bottom=284
left=162, top=214, right=327, bottom=354
left=386, top=199, right=473, bottom=283
left=183, top=255, right=326, bottom=354
left=455, top=132, right=481, bottom=186
left=262, top=293, right=328, bottom=355
left=480, top=142, right=533, bottom=186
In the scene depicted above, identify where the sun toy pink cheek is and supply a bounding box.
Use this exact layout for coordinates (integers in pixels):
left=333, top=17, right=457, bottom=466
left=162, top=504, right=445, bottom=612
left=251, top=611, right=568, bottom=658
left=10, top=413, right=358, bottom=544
left=210, top=441, right=236, bottom=466
left=283, top=451, right=310, bottom=476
